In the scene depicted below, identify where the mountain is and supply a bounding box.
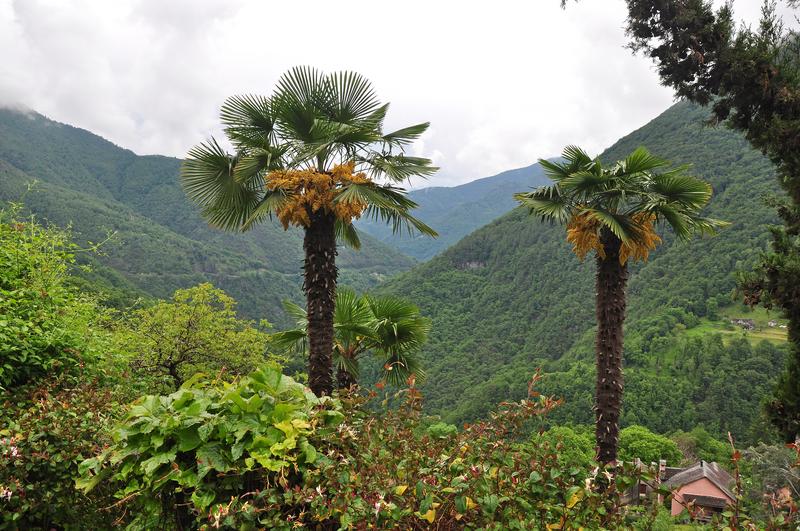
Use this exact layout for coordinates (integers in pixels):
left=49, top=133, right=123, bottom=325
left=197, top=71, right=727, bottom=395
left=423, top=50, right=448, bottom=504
left=0, top=108, right=415, bottom=324
left=357, top=163, right=550, bottom=260
left=380, top=101, right=788, bottom=443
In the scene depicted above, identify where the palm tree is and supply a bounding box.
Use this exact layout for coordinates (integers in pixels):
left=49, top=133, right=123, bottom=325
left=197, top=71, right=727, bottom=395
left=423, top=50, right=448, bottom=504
left=181, top=67, right=437, bottom=397
left=515, top=146, right=725, bottom=464
left=271, top=288, right=431, bottom=390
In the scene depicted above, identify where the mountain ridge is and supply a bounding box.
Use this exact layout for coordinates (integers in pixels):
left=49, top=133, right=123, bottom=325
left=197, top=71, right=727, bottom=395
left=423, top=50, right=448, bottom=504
left=0, top=108, right=416, bottom=324
left=377, top=101, right=786, bottom=442
left=357, top=163, right=551, bottom=260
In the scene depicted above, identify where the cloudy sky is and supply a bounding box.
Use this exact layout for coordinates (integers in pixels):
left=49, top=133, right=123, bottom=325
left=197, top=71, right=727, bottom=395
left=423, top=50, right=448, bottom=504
left=0, top=0, right=778, bottom=187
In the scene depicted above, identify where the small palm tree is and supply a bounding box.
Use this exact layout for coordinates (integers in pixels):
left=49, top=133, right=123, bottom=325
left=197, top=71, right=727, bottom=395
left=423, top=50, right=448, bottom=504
left=271, top=288, right=431, bottom=389
left=515, top=145, right=725, bottom=464
left=181, top=67, right=437, bottom=396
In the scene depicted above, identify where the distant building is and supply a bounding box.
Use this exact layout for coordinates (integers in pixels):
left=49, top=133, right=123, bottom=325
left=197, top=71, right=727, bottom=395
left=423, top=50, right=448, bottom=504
left=662, top=461, right=735, bottom=521
left=622, top=460, right=735, bottom=523
left=730, top=318, right=755, bottom=330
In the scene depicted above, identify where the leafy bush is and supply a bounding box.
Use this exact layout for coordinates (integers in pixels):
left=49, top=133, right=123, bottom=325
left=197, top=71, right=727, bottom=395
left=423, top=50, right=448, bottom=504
left=115, top=283, right=279, bottom=392
left=536, top=425, right=595, bottom=466
left=671, top=426, right=731, bottom=464
left=0, top=372, right=122, bottom=529
left=618, top=425, right=683, bottom=465
left=268, top=377, right=657, bottom=530
left=78, top=366, right=343, bottom=529
left=426, top=421, right=458, bottom=439
left=0, top=205, right=97, bottom=389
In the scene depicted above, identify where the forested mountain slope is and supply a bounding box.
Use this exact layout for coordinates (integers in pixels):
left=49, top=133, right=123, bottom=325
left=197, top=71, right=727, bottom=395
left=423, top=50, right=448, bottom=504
left=381, top=102, right=787, bottom=443
left=357, top=163, right=549, bottom=260
left=0, top=108, right=415, bottom=323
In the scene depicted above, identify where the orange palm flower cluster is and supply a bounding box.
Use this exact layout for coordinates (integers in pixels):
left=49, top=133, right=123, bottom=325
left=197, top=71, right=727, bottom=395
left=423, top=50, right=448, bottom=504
left=566, top=211, right=662, bottom=264
left=266, top=162, right=370, bottom=229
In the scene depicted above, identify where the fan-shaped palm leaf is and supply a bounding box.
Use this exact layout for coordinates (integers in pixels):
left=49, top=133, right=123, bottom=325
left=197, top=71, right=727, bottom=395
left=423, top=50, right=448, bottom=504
left=182, top=67, right=437, bottom=397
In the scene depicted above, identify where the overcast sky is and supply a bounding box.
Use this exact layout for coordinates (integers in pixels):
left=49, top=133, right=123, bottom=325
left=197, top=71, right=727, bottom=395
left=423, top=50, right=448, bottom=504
left=0, top=0, right=780, bottom=187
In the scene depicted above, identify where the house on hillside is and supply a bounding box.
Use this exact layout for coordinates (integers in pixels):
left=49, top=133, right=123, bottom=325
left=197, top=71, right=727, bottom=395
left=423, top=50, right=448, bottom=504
left=730, top=318, right=755, bottom=331
left=662, top=461, right=735, bottom=521
left=622, top=460, right=735, bottom=523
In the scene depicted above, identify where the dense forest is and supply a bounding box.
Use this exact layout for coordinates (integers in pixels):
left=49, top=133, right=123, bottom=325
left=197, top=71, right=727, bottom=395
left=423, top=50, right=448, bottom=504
left=380, top=102, right=788, bottom=444
left=0, top=109, right=414, bottom=325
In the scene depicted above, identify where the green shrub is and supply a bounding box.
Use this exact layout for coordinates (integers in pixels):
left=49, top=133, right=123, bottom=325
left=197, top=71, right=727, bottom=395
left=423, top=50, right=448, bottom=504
left=115, top=282, right=279, bottom=392
left=272, top=379, right=657, bottom=530
left=426, top=421, right=458, bottom=439
left=78, top=366, right=343, bottom=529
left=536, top=425, right=595, bottom=467
left=0, top=205, right=97, bottom=389
left=0, top=372, right=123, bottom=529
left=618, top=425, right=683, bottom=465
left=671, top=426, right=731, bottom=464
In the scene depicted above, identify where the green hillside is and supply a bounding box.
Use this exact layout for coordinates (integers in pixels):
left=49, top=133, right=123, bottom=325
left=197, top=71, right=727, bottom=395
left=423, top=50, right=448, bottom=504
left=0, top=108, right=415, bottom=324
left=381, top=102, right=788, bottom=443
left=357, top=163, right=550, bottom=260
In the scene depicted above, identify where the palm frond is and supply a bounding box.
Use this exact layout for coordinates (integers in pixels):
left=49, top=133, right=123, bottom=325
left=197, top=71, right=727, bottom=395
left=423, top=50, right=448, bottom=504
left=274, top=66, right=326, bottom=144
left=220, top=94, right=277, bottom=148
left=584, top=208, right=640, bottom=243
left=649, top=173, right=713, bottom=208
left=380, top=350, right=426, bottom=386
left=336, top=183, right=437, bottom=237
left=561, top=145, right=594, bottom=168
left=270, top=329, right=308, bottom=354
left=362, top=154, right=438, bottom=182
left=514, top=186, right=572, bottom=223
left=282, top=299, right=308, bottom=326
left=383, top=122, right=430, bottom=147
left=335, top=352, right=361, bottom=380
left=324, top=70, right=382, bottom=123
left=560, top=170, right=610, bottom=197
left=619, top=146, right=669, bottom=175
left=334, top=219, right=361, bottom=249
left=233, top=146, right=286, bottom=184
left=241, top=189, right=291, bottom=231
left=366, top=296, right=431, bottom=352
left=181, top=140, right=262, bottom=231
left=537, top=158, right=574, bottom=182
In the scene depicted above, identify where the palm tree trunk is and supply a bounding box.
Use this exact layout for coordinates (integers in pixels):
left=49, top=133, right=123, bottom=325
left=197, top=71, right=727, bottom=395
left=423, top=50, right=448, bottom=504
left=594, top=228, right=628, bottom=464
left=303, top=211, right=337, bottom=396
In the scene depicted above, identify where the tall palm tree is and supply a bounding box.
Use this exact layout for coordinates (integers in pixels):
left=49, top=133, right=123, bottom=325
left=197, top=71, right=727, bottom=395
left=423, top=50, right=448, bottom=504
left=181, top=67, right=437, bottom=397
left=271, top=288, right=431, bottom=389
left=515, top=146, right=725, bottom=464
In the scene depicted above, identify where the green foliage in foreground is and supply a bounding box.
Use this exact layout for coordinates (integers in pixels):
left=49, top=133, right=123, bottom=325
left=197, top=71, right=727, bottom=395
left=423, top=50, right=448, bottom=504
left=0, top=204, right=795, bottom=529
left=0, top=204, right=100, bottom=389
left=78, top=367, right=343, bottom=529
left=75, top=373, right=800, bottom=529
left=0, top=204, right=125, bottom=528
left=0, top=373, right=121, bottom=529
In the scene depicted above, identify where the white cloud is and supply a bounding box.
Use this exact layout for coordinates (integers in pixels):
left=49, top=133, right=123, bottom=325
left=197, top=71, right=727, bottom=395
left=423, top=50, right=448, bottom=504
left=0, top=0, right=787, bottom=187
